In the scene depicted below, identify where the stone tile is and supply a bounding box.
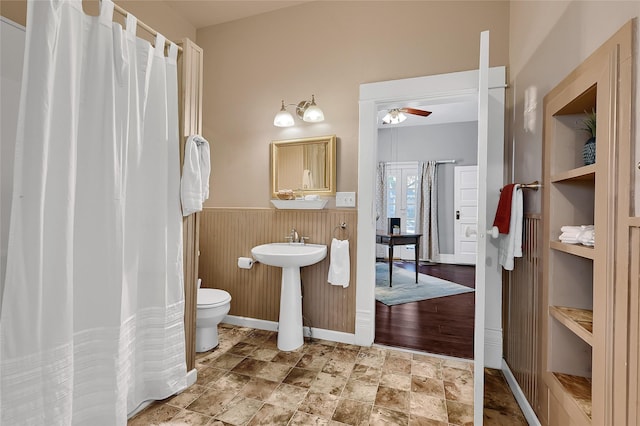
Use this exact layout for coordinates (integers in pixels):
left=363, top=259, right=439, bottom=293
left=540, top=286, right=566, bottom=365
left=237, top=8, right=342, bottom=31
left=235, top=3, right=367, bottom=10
left=129, top=403, right=181, bottom=426
left=446, top=400, right=473, bottom=426
left=209, top=372, right=251, bottom=394
left=207, top=353, right=245, bottom=370
left=443, top=380, right=473, bottom=404
left=342, top=379, right=379, bottom=403
left=247, top=403, right=295, bottom=426
left=369, top=405, right=409, bottom=426
left=239, top=376, right=279, bottom=401
left=386, top=348, right=412, bottom=360
left=231, top=358, right=269, bottom=377
left=441, top=367, right=473, bottom=387
left=411, top=359, right=443, bottom=380
left=165, top=384, right=207, bottom=408
left=383, top=356, right=412, bottom=375
left=297, top=391, right=340, bottom=419
left=412, top=353, right=443, bottom=365
left=214, top=395, right=263, bottom=425
left=255, top=361, right=292, bottom=382
left=167, top=409, right=213, bottom=425
left=332, top=398, right=372, bottom=426
left=408, top=414, right=448, bottom=426
left=483, top=407, right=527, bottom=425
left=330, top=347, right=360, bottom=363
left=288, top=411, right=330, bottom=425
left=297, top=353, right=331, bottom=371
left=309, top=372, right=348, bottom=396
left=380, top=371, right=411, bottom=391
left=283, top=367, right=318, bottom=388
left=322, top=359, right=355, bottom=378
left=266, top=383, right=308, bottom=409
left=442, top=358, right=473, bottom=372
left=304, top=343, right=335, bottom=357
left=228, top=342, right=258, bottom=356
left=336, top=342, right=362, bottom=351
left=375, top=385, right=409, bottom=412
left=272, top=351, right=304, bottom=366
left=411, top=376, right=445, bottom=399
left=356, top=351, right=386, bottom=369
left=250, top=348, right=279, bottom=362
left=195, top=367, right=226, bottom=387
left=349, top=364, right=382, bottom=384
left=409, top=392, right=448, bottom=423
left=186, top=387, right=236, bottom=417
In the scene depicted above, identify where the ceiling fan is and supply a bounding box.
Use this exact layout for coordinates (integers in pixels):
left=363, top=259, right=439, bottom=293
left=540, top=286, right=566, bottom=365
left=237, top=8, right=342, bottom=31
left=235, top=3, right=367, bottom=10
left=381, top=107, right=432, bottom=125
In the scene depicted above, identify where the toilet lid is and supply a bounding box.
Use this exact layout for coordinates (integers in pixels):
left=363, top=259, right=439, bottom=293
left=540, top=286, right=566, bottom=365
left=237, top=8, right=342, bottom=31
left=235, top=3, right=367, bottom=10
left=198, top=288, right=231, bottom=307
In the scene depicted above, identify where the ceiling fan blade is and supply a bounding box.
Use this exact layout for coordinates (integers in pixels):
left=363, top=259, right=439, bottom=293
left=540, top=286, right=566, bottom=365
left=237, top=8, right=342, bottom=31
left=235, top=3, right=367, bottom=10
left=400, top=107, right=432, bottom=117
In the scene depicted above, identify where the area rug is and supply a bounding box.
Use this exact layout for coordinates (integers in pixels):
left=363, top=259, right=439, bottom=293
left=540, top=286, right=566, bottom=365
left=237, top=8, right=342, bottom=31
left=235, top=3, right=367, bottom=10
left=375, top=262, right=475, bottom=306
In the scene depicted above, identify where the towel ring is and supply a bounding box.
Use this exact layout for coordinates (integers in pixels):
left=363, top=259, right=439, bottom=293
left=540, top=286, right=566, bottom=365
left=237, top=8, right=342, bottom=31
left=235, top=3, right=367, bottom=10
left=333, top=222, right=350, bottom=240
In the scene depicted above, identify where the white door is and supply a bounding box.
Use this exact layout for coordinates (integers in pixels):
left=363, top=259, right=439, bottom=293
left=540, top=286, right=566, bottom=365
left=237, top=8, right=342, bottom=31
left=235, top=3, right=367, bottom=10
left=454, top=166, right=478, bottom=264
left=385, top=163, right=419, bottom=260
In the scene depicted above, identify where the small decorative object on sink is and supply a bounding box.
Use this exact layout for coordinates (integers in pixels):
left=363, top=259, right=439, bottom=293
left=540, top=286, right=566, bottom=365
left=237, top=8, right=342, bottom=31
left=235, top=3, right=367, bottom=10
left=580, top=108, right=596, bottom=165
left=276, top=189, right=295, bottom=200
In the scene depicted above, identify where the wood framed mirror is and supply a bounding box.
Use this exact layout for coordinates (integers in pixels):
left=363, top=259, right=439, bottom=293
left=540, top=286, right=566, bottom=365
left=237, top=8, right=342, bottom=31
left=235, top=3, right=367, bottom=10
left=270, top=135, right=336, bottom=197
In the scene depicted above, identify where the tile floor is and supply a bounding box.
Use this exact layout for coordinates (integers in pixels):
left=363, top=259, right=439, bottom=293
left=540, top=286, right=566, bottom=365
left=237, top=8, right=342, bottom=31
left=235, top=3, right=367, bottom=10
left=129, top=324, right=527, bottom=425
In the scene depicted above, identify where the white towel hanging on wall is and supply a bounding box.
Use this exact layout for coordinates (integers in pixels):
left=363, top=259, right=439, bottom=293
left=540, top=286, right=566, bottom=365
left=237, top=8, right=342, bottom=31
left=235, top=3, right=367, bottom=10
left=181, top=134, right=210, bottom=216
left=328, top=238, right=350, bottom=288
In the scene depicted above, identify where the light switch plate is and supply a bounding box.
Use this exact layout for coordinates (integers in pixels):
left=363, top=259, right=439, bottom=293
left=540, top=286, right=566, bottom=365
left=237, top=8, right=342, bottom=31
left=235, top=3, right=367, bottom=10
left=336, top=192, right=356, bottom=207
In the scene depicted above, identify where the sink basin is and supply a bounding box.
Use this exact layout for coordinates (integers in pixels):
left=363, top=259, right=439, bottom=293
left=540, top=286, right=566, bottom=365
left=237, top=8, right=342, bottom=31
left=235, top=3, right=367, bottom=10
left=251, top=243, right=327, bottom=268
left=251, top=242, right=327, bottom=351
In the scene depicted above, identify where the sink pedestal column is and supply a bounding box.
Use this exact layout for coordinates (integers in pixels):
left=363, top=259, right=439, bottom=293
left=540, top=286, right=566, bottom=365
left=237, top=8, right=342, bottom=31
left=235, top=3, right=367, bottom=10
left=278, top=266, right=304, bottom=351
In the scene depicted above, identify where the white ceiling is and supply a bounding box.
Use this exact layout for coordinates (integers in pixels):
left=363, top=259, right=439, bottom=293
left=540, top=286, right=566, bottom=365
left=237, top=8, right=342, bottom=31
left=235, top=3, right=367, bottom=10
left=164, top=0, right=312, bottom=29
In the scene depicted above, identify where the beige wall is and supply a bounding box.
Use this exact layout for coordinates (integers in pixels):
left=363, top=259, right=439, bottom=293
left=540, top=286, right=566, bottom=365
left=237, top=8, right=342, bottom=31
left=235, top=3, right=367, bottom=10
left=508, top=1, right=639, bottom=214
left=197, top=1, right=510, bottom=208
left=0, top=0, right=196, bottom=42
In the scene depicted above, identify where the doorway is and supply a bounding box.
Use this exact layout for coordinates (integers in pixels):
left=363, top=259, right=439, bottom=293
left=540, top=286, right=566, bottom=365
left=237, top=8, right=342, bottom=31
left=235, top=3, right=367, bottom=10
left=355, top=63, right=506, bottom=422
left=374, top=120, right=479, bottom=359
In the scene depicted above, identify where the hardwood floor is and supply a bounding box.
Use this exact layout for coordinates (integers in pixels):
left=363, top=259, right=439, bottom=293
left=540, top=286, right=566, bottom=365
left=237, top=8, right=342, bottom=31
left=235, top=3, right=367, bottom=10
left=375, top=260, right=476, bottom=359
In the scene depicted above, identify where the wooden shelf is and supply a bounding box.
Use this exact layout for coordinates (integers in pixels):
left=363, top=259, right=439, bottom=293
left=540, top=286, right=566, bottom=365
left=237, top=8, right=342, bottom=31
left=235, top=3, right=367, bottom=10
left=551, top=164, right=596, bottom=183
left=547, top=372, right=593, bottom=423
left=550, top=240, right=595, bottom=259
left=549, top=306, right=593, bottom=346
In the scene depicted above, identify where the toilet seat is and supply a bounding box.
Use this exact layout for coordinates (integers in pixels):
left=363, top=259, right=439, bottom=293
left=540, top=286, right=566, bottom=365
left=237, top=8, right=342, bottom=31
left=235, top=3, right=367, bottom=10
left=197, top=288, right=231, bottom=308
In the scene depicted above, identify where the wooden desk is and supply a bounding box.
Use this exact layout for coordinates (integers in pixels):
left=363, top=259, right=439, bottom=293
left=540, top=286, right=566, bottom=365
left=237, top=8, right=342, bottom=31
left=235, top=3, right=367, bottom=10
left=375, top=232, right=422, bottom=287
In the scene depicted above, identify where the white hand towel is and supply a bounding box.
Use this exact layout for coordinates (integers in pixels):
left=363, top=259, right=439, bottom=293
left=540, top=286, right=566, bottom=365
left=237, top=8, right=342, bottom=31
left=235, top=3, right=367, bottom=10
left=181, top=135, right=211, bottom=216
left=328, top=238, right=350, bottom=288
left=499, top=185, right=523, bottom=271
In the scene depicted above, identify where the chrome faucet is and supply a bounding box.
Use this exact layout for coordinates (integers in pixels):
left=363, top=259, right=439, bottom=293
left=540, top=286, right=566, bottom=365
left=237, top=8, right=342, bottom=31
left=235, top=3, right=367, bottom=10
left=286, top=227, right=309, bottom=244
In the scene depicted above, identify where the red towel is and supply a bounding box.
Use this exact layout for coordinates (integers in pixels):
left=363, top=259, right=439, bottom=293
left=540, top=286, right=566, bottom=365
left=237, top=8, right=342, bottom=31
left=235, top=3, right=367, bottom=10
left=493, top=184, right=516, bottom=234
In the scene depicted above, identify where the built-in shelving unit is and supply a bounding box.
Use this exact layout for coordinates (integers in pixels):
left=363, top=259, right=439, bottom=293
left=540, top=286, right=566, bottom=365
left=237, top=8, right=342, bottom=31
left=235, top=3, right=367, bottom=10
left=540, top=21, right=633, bottom=426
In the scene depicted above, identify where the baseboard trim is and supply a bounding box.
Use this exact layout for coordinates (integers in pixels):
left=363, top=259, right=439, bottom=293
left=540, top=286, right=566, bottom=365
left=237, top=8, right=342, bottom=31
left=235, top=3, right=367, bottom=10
left=484, top=328, right=502, bottom=369
left=501, top=359, right=541, bottom=426
left=223, top=315, right=356, bottom=345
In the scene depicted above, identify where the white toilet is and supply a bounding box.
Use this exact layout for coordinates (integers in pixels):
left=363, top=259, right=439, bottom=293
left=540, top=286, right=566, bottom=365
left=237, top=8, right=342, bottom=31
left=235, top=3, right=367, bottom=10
left=196, top=279, right=232, bottom=352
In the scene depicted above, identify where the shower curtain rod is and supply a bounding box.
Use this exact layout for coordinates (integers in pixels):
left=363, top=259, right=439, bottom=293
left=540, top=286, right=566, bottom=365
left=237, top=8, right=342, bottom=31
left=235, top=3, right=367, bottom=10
left=112, top=3, right=183, bottom=53
left=383, top=159, right=456, bottom=165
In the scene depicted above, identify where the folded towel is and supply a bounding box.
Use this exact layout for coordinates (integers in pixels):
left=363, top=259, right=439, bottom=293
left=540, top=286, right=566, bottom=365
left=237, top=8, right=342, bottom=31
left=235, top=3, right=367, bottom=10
left=493, top=184, right=516, bottom=234
left=181, top=135, right=211, bottom=216
left=304, top=194, right=320, bottom=201
left=499, top=185, right=523, bottom=271
left=328, top=238, right=350, bottom=288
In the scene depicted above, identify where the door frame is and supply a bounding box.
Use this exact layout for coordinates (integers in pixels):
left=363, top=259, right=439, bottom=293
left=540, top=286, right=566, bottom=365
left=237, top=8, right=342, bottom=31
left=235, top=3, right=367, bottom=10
left=356, top=65, right=506, bottom=421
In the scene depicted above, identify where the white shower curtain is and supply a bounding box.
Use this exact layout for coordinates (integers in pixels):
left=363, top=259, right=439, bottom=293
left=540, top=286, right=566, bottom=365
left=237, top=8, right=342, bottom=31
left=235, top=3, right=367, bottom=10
left=0, top=0, right=186, bottom=424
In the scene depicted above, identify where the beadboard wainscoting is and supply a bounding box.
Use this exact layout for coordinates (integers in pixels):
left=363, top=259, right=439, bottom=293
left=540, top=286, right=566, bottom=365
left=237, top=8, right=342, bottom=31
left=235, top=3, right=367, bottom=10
left=199, top=208, right=357, bottom=334
left=503, top=214, right=541, bottom=418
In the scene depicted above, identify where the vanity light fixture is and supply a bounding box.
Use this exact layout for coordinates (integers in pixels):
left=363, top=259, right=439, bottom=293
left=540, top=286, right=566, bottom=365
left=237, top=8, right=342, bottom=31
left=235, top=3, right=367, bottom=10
left=273, top=94, right=325, bottom=127
left=381, top=108, right=407, bottom=125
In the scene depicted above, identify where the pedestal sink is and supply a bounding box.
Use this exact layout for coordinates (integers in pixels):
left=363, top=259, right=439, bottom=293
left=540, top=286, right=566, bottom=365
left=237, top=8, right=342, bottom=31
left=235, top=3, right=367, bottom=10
left=251, top=243, right=327, bottom=351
